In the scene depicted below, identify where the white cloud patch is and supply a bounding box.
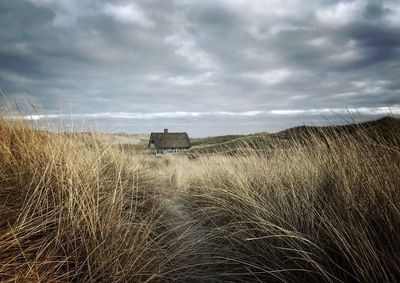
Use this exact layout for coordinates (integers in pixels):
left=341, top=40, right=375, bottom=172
left=269, top=24, right=310, bottom=36
left=145, top=72, right=215, bottom=86
left=332, top=92, right=359, bottom=98
left=383, top=2, right=400, bottom=27
left=307, top=37, right=330, bottom=48
left=329, top=49, right=362, bottom=62
left=164, top=34, right=216, bottom=69
left=10, top=106, right=398, bottom=122
left=316, top=0, right=366, bottom=26
left=351, top=80, right=391, bottom=94
left=217, top=0, right=305, bottom=18
left=270, top=105, right=400, bottom=116
left=166, top=72, right=215, bottom=86
left=329, top=40, right=363, bottom=62
left=244, top=69, right=291, bottom=84
left=9, top=110, right=264, bottom=121
left=103, top=3, right=154, bottom=27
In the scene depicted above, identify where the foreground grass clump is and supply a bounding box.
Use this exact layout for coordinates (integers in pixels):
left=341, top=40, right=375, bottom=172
left=0, top=115, right=399, bottom=282
left=0, top=118, right=179, bottom=282
left=177, top=124, right=400, bottom=282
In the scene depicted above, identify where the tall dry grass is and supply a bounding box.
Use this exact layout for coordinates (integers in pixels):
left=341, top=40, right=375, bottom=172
left=0, top=117, right=184, bottom=282
left=0, top=115, right=399, bottom=282
left=174, top=124, right=400, bottom=282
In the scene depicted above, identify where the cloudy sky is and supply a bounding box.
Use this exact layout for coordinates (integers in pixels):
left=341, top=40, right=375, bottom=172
left=1, top=0, right=400, bottom=136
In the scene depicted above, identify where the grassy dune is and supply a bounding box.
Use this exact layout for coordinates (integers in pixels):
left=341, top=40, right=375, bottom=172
left=190, top=134, right=246, bottom=147
left=0, top=116, right=399, bottom=282
left=189, top=116, right=400, bottom=155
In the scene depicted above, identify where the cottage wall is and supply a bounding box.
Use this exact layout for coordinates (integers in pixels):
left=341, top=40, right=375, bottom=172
left=149, top=143, right=157, bottom=154
left=149, top=147, right=188, bottom=155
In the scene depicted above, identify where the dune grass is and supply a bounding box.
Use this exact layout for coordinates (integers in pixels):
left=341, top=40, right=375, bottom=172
left=0, top=118, right=182, bottom=282
left=0, top=116, right=399, bottom=282
left=176, top=131, right=400, bottom=282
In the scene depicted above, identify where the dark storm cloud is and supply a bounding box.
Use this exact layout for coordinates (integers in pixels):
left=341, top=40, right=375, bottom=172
left=0, top=53, right=44, bottom=78
left=348, top=24, right=400, bottom=66
left=1, top=0, right=399, bottom=135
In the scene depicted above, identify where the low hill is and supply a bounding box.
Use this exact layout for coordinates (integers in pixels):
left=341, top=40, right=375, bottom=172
left=190, top=135, right=246, bottom=147
left=189, top=116, right=400, bottom=154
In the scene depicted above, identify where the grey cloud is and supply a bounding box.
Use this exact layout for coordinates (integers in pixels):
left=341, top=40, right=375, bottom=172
left=0, top=53, right=44, bottom=78
left=364, top=2, right=389, bottom=19
left=0, top=0, right=399, bottom=135
left=348, top=24, right=400, bottom=65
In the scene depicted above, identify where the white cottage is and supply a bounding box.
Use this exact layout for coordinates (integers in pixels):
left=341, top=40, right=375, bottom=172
left=148, top=129, right=191, bottom=155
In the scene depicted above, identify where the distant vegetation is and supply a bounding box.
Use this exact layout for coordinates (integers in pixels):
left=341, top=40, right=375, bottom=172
left=190, top=134, right=246, bottom=147
left=0, top=115, right=399, bottom=282
left=189, top=116, right=400, bottom=155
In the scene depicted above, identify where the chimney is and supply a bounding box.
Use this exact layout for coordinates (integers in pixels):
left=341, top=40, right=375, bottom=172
left=164, top=128, right=168, bottom=134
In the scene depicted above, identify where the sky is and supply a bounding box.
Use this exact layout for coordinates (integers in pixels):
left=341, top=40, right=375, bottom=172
left=1, top=0, right=400, bottom=136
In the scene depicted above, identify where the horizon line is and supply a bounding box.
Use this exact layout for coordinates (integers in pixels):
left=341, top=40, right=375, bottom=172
left=5, top=105, right=400, bottom=121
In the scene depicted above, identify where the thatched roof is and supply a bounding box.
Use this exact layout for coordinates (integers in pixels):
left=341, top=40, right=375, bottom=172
left=149, top=132, right=191, bottom=149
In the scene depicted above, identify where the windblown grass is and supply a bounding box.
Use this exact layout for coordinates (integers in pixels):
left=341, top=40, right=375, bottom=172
left=0, top=115, right=399, bottom=282
left=0, top=118, right=180, bottom=282
left=176, top=122, right=400, bottom=282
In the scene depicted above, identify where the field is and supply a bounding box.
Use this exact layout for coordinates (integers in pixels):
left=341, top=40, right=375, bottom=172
left=0, top=116, right=399, bottom=282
